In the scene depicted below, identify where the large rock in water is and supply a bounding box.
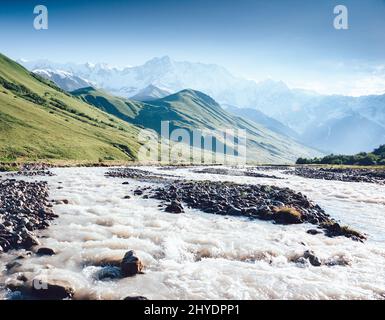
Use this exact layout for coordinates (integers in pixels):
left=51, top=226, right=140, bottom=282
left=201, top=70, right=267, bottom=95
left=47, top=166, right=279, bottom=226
left=31, top=279, right=75, bottom=300
left=36, top=247, right=56, bottom=256
left=121, top=250, right=144, bottom=277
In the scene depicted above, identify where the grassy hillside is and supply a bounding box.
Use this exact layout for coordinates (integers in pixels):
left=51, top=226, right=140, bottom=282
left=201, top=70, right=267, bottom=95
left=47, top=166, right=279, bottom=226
left=74, top=88, right=322, bottom=163
left=0, top=53, right=151, bottom=162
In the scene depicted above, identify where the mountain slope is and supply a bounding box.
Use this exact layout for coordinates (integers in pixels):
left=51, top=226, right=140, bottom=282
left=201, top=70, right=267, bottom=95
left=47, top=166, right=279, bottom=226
left=71, top=87, right=142, bottom=122
left=130, top=84, right=171, bottom=101
left=0, top=53, right=150, bottom=162
left=224, top=105, right=300, bottom=140
left=301, top=113, right=385, bottom=154
left=73, top=87, right=322, bottom=163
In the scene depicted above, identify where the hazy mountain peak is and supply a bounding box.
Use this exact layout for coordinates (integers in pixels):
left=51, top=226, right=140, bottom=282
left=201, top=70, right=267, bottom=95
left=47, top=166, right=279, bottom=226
left=143, top=56, right=173, bottom=68
left=130, top=84, right=171, bottom=101
left=33, top=68, right=94, bottom=92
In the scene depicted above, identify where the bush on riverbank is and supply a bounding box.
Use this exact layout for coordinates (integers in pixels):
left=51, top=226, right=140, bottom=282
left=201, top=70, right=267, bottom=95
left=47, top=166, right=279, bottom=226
left=297, top=145, right=385, bottom=166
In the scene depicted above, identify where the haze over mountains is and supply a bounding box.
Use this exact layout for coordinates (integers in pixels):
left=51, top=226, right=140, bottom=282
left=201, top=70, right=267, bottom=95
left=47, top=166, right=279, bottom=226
left=19, top=56, right=385, bottom=155
left=0, top=53, right=321, bottom=164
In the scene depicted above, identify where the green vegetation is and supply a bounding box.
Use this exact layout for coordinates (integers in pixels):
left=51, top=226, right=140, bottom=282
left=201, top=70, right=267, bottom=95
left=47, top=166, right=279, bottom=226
left=0, top=52, right=321, bottom=164
left=73, top=88, right=322, bottom=164
left=0, top=52, right=155, bottom=162
left=296, top=145, right=385, bottom=166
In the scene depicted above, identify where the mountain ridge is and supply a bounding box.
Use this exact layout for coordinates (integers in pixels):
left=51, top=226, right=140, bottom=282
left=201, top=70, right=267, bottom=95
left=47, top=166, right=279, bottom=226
left=73, top=87, right=323, bottom=163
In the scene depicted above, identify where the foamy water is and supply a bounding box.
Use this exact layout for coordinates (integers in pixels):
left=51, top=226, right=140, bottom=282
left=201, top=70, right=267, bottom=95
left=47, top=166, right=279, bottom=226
left=1, top=166, right=385, bottom=300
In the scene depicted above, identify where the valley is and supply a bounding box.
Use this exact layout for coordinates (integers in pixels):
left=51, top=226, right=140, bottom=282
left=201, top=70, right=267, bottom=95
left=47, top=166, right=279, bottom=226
left=20, top=56, right=385, bottom=155
left=1, top=165, right=384, bottom=299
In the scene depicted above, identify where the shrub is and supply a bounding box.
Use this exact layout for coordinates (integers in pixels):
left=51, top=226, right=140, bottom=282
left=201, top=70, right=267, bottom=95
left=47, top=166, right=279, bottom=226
left=272, top=206, right=302, bottom=224
left=0, top=76, right=46, bottom=105
left=297, top=145, right=385, bottom=166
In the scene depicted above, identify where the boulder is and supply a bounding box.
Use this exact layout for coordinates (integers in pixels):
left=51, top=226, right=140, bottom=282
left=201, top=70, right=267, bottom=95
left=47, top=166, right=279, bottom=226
left=121, top=250, right=144, bottom=277
left=307, top=229, right=322, bottom=235
left=165, top=200, right=184, bottom=214
left=21, top=230, right=40, bottom=249
left=36, top=247, right=56, bottom=256
left=97, top=266, right=121, bottom=280
left=31, top=279, right=75, bottom=300
left=272, top=207, right=302, bottom=224
left=303, top=250, right=322, bottom=267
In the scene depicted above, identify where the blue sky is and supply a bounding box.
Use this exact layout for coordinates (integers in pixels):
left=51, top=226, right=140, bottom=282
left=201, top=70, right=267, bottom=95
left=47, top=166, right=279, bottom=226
left=1, top=0, right=385, bottom=95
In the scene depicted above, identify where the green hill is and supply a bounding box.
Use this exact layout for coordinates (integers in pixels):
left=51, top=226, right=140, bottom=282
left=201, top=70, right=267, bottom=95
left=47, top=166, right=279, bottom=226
left=73, top=87, right=322, bottom=163
left=0, top=53, right=149, bottom=162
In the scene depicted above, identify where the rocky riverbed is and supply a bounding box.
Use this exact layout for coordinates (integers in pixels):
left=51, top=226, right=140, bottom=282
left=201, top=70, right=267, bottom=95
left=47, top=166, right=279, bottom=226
left=193, top=167, right=283, bottom=179
left=0, top=179, right=57, bottom=253
left=1, top=166, right=385, bottom=300
left=151, top=180, right=365, bottom=241
left=286, top=167, right=385, bottom=184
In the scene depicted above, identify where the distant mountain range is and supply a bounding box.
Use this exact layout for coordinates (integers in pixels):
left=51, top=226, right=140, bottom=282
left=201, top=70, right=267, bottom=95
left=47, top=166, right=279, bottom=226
left=19, top=56, right=385, bottom=155
left=19, top=56, right=263, bottom=106
left=223, top=105, right=300, bottom=140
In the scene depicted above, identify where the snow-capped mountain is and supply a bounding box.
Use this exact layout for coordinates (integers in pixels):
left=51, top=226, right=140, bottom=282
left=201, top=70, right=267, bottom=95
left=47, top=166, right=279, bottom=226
left=20, top=56, right=263, bottom=106
left=33, top=69, right=94, bottom=92
left=19, top=56, right=385, bottom=154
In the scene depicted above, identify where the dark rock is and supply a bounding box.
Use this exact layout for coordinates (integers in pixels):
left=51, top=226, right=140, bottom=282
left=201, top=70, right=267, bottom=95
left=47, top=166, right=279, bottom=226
left=0, top=237, right=11, bottom=252
left=272, top=208, right=302, bottom=224
left=36, top=247, right=56, bottom=256
left=123, top=195, right=131, bottom=199
left=17, top=274, right=28, bottom=282
left=121, top=250, right=144, bottom=277
left=303, top=250, right=322, bottom=267
left=307, top=229, right=322, bottom=235
left=31, top=279, right=75, bottom=300
left=165, top=201, right=184, bottom=214
left=55, top=199, right=69, bottom=205
left=134, top=190, right=144, bottom=196
left=226, top=206, right=242, bottom=216
left=21, top=230, right=40, bottom=249
left=6, top=261, right=22, bottom=271
left=124, top=296, right=148, bottom=300
left=96, top=266, right=121, bottom=280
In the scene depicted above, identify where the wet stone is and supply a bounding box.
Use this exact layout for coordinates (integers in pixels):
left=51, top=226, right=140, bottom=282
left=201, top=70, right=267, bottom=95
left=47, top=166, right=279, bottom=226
left=121, top=250, right=144, bottom=277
